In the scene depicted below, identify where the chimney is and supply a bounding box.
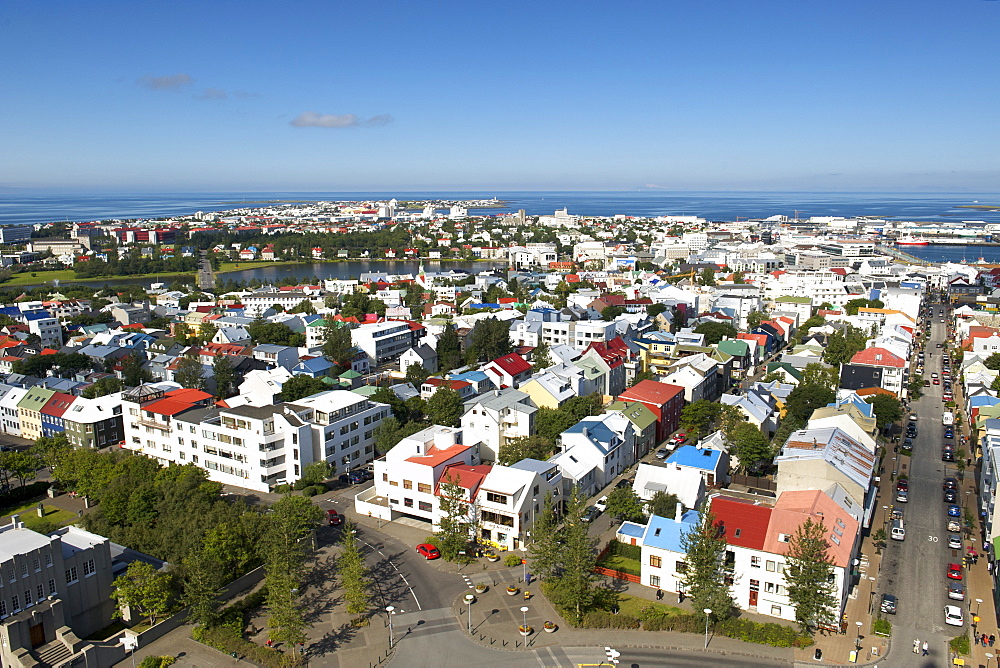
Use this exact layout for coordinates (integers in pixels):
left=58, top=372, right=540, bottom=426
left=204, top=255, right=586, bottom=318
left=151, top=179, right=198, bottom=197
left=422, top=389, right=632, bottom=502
left=813, top=438, right=818, bottom=449
left=582, top=426, right=589, bottom=438
left=675, top=502, right=683, bottom=523
left=10, top=514, right=20, bottom=528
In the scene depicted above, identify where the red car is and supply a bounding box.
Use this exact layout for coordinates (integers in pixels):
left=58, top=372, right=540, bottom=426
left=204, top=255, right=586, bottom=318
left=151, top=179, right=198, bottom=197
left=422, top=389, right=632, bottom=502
left=671, top=433, right=688, bottom=445
left=327, top=509, right=343, bottom=526
left=416, top=543, right=441, bottom=560
left=896, top=479, right=908, bottom=491
left=947, top=563, right=963, bottom=580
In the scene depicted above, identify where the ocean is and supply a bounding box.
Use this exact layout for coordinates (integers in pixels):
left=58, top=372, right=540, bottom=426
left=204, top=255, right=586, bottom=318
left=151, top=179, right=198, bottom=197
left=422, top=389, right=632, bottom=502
left=3, top=190, right=1000, bottom=227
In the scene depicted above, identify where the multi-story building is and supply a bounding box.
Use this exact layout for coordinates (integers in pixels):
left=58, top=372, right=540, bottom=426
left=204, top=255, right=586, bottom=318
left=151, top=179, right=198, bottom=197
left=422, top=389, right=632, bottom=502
left=25, top=314, right=63, bottom=348
left=351, top=321, right=419, bottom=367
left=460, top=388, right=536, bottom=463
left=17, top=387, right=56, bottom=442
left=62, top=393, right=125, bottom=449
left=121, top=384, right=388, bottom=492
left=0, top=384, right=27, bottom=436
left=0, top=522, right=118, bottom=666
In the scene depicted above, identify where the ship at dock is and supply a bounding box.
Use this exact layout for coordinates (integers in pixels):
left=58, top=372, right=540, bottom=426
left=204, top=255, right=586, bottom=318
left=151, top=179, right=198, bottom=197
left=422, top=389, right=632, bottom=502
left=895, top=234, right=930, bottom=246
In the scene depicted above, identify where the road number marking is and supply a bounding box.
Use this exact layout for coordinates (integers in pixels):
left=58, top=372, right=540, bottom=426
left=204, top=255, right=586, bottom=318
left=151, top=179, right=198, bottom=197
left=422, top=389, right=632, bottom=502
left=928, top=536, right=938, bottom=542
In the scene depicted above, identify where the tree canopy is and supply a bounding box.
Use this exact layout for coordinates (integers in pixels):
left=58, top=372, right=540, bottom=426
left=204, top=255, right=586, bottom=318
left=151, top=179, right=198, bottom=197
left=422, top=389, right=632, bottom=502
left=276, top=375, right=329, bottom=403
left=693, top=322, right=737, bottom=345
left=866, top=394, right=902, bottom=430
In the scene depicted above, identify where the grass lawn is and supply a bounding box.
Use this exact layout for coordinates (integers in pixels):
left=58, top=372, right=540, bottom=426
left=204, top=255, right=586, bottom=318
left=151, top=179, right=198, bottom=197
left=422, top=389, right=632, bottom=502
left=617, top=594, right=685, bottom=618
left=0, top=499, right=78, bottom=531
left=216, top=260, right=307, bottom=274
left=597, top=553, right=641, bottom=576
left=1, top=269, right=196, bottom=288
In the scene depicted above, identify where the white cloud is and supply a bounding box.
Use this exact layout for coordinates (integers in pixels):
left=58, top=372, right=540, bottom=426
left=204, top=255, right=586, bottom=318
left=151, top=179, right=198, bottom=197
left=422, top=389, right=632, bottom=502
left=138, top=73, right=192, bottom=90
left=290, top=112, right=393, bottom=128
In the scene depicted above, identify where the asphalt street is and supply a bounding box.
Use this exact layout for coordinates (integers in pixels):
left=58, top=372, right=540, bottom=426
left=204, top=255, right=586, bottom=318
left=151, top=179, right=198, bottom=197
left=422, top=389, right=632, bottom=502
left=879, top=305, right=965, bottom=660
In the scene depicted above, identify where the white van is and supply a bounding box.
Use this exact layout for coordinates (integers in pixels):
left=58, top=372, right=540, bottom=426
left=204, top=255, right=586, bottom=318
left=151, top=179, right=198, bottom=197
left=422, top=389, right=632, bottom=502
left=890, top=519, right=905, bottom=541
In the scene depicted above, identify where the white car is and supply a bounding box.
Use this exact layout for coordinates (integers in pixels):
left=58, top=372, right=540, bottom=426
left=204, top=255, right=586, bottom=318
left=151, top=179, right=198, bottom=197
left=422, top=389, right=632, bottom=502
left=595, top=496, right=608, bottom=513
left=945, top=605, right=964, bottom=627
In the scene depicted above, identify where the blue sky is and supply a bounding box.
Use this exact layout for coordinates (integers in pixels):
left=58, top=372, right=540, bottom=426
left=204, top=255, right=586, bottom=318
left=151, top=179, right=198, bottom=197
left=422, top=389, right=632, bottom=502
left=2, top=0, right=999, bottom=192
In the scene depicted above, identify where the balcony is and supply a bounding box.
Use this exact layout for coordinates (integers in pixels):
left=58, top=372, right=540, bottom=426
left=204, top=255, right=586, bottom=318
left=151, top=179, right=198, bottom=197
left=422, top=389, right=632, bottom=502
left=135, top=418, right=170, bottom=431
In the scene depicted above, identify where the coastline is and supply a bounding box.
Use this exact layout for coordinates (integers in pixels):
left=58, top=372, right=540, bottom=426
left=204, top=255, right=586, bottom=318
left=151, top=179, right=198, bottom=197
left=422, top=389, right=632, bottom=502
left=214, top=257, right=504, bottom=276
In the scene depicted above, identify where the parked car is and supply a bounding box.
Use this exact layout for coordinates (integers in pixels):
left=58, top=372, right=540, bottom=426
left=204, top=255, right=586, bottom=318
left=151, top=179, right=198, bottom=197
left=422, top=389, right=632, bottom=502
left=339, top=470, right=373, bottom=485
left=896, top=489, right=908, bottom=503
left=896, top=479, right=908, bottom=491
left=327, top=509, right=343, bottom=526
left=947, top=563, right=963, bottom=580
left=948, top=519, right=962, bottom=533
left=948, top=505, right=961, bottom=518
left=933, top=379, right=940, bottom=385
left=944, top=477, right=958, bottom=490
left=880, top=594, right=897, bottom=615
left=942, top=448, right=955, bottom=462
left=944, top=428, right=954, bottom=438
left=948, top=581, right=966, bottom=600
left=948, top=534, right=962, bottom=549
left=654, top=448, right=668, bottom=460
left=944, top=489, right=958, bottom=503
left=416, top=543, right=441, bottom=560
left=581, top=506, right=602, bottom=522
left=924, top=380, right=931, bottom=387
left=945, top=605, right=964, bottom=627
left=595, top=496, right=608, bottom=513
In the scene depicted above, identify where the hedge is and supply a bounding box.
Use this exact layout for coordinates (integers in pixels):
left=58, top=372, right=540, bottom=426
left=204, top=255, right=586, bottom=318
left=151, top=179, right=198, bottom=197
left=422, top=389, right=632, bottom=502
left=582, top=610, right=641, bottom=629
left=604, top=539, right=642, bottom=561
left=138, top=657, right=176, bottom=668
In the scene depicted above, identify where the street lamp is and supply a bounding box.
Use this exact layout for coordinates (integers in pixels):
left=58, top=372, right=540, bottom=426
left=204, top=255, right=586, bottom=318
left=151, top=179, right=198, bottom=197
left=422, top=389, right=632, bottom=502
left=465, top=593, right=475, bottom=633
left=986, top=652, right=994, bottom=668
left=855, top=620, right=863, bottom=649
left=385, top=605, right=395, bottom=648
left=520, top=606, right=529, bottom=646
left=703, top=608, right=712, bottom=649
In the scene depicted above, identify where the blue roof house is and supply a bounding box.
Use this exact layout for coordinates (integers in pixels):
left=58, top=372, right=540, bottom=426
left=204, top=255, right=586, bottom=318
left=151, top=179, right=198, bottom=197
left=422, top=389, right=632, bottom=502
left=615, top=509, right=699, bottom=593
left=292, top=357, right=335, bottom=378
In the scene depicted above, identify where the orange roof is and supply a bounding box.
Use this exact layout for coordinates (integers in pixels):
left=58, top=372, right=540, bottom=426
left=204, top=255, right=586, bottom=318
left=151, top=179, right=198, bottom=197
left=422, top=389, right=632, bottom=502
left=165, top=388, right=214, bottom=402
left=40, top=348, right=59, bottom=355
left=766, top=490, right=858, bottom=568
left=143, top=397, right=197, bottom=417
left=405, top=442, right=471, bottom=467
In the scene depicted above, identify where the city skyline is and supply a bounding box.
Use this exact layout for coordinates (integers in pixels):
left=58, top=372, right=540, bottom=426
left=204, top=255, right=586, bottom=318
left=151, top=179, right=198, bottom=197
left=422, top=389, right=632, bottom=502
left=3, top=0, right=999, bottom=192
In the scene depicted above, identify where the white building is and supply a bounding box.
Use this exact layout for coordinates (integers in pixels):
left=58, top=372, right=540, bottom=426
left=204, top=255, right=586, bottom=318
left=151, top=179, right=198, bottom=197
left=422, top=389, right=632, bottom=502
left=461, top=388, right=537, bottom=463
left=352, top=321, right=418, bottom=366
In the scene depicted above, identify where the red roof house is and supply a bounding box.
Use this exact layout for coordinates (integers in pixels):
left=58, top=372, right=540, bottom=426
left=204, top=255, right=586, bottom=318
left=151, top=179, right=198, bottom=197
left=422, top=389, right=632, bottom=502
left=616, top=380, right=686, bottom=442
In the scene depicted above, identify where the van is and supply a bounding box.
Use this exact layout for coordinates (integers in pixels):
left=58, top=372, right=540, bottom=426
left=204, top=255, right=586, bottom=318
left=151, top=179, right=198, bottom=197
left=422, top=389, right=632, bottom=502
left=891, top=519, right=906, bottom=542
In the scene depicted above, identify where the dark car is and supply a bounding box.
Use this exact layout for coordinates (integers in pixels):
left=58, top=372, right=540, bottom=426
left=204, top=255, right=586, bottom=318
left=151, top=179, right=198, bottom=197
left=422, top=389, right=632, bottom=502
left=944, top=428, right=955, bottom=439
left=896, top=479, right=908, bottom=491
left=880, top=594, right=897, bottom=615
left=944, top=489, right=958, bottom=503
left=948, top=505, right=961, bottom=518
left=339, top=470, right=373, bottom=485
left=942, top=448, right=955, bottom=462
left=944, top=477, right=959, bottom=491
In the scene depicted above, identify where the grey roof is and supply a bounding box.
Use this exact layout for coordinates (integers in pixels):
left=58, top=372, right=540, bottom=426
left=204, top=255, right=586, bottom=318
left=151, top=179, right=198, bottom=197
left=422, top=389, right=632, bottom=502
left=509, top=458, right=556, bottom=474
left=173, top=406, right=221, bottom=424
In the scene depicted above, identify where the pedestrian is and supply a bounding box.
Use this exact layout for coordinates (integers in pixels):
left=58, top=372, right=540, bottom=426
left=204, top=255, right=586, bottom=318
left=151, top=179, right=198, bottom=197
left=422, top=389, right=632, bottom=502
left=922, top=641, right=928, bottom=656
left=913, top=639, right=920, bottom=654
left=266, top=638, right=273, bottom=648
left=991, top=634, right=996, bottom=647
left=976, top=633, right=981, bottom=645
left=656, top=588, right=663, bottom=600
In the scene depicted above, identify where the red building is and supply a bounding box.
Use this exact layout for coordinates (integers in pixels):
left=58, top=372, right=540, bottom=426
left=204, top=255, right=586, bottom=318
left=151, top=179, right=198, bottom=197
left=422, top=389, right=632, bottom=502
left=616, top=379, right=686, bottom=443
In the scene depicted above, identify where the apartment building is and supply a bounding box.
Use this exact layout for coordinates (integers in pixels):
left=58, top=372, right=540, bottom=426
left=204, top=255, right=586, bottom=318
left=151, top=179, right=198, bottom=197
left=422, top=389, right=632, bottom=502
left=461, top=388, right=536, bottom=463
left=352, top=321, right=419, bottom=366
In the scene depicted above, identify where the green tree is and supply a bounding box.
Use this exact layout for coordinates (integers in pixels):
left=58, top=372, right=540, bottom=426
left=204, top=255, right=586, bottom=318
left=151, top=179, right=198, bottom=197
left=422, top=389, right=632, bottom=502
left=726, top=422, right=773, bottom=474
left=174, top=356, right=206, bottom=390
left=289, top=299, right=316, bottom=315
left=0, top=451, right=37, bottom=487
left=647, top=491, right=682, bottom=519
left=436, top=472, right=475, bottom=561
left=121, top=353, right=152, bottom=387
left=82, top=376, right=123, bottom=398
left=212, top=355, right=236, bottom=400
left=698, top=267, right=717, bottom=286
left=468, top=317, right=513, bottom=362
left=527, top=491, right=561, bottom=577
left=276, top=375, right=329, bottom=402
left=435, top=323, right=462, bottom=372
left=337, top=519, right=371, bottom=619
left=405, top=363, right=430, bottom=387
left=866, top=394, right=902, bottom=430
left=784, top=518, right=837, bottom=633
left=601, top=305, right=625, bottom=321
left=111, top=561, right=173, bottom=627
left=693, top=322, right=737, bottom=345
left=800, top=363, right=840, bottom=393
left=532, top=340, right=552, bottom=370
left=373, top=417, right=423, bottom=454
left=679, top=400, right=722, bottom=441
left=299, top=461, right=332, bottom=487
left=546, top=486, right=599, bottom=622
left=30, top=433, right=71, bottom=473
left=822, top=326, right=868, bottom=366
left=646, top=303, right=668, bottom=318
left=179, top=547, right=220, bottom=628
left=985, top=353, right=1000, bottom=371
left=783, top=383, right=836, bottom=423
left=497, top=435, right=553, bottom=465
left=262, top=495, right=323, bottom=646
left=322, top=322, right=355, bottom=372
left=604, top=486, right=645, bottom=522
left=746, top=311, right=767, bottom=331
left=425, top=387, right=462, bottom=426
left=680, top=510, right=735, bottom=622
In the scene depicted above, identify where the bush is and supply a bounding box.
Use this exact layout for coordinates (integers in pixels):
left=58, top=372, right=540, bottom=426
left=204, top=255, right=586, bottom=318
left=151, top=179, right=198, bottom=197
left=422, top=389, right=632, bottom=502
left=604, top=539, right=641, bottom=561
left=872, top=617, right=891, bottom=637
left=716, top=617, right=807, bottom=648
left=950, top=632, right=970, bottom=656
left=272, top=484, right=292, bottom=494
left=642, top=613, right=701, bottom=632
left=504, top=553, right=523, bottom=568
left=139, top=657, right=176, bottom=668
left=581, top=610, right=640, bottom=629
left=0, top=481, right=50, bottom=510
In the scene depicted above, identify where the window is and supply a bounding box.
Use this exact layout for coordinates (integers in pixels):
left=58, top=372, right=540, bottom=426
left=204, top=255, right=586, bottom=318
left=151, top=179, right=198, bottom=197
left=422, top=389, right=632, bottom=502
left=486, top=492, right=507, bottom=505
left=32, top=558, right=39, bottom=572
left=48, top=579, right=56, bottom=595
left=44, top=553, right=51, bottom=568
left=6, top=569, right=12, bottom=583
left=649, top=575, right=660, bottom=588
left=383, top=473, right=389, bottom=482
left=765, top=582, right=775, bottom=593
left=11, top=594, right=19, bottom=612
left=776, top=584, right=786, bottom=596
left=675, top=561, right=687, bottom=573
left=23, top=590, right=31, bottom=608
left=418, top=501, right=432, bottom=512
left=777, top=533, right=790, bottom=543
left=750, top=556, right=761, bottom=568
left=403, top=480, right=412, bottom=490
left=0, top=600, right=6, bottom=617
left=418, top=483, right=432, bottom=494
left=404, top=498, right=413, bottom=508
left=389, top=480, right=398, bottom=487
left=749, top=579, right=759, bottom=591
left=20, top=563, right=27, bottom=578
left=481, top=510, right=514, bottom=527
left=83, top=559, right=96, bottom=577
left=65, top=567, right=78, bottom=585
left=649, top=555, right=662, bottom=568
left=36, top=584, right=43, bottom=601
left=766, top=560, right=776, bottom=572
left=770, top=605, right=781, bottom=616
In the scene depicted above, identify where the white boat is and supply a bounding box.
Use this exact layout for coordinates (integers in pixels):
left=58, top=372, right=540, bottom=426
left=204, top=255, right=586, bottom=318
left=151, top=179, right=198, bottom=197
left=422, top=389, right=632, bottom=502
left=895, top=235, right=929, bottom=246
